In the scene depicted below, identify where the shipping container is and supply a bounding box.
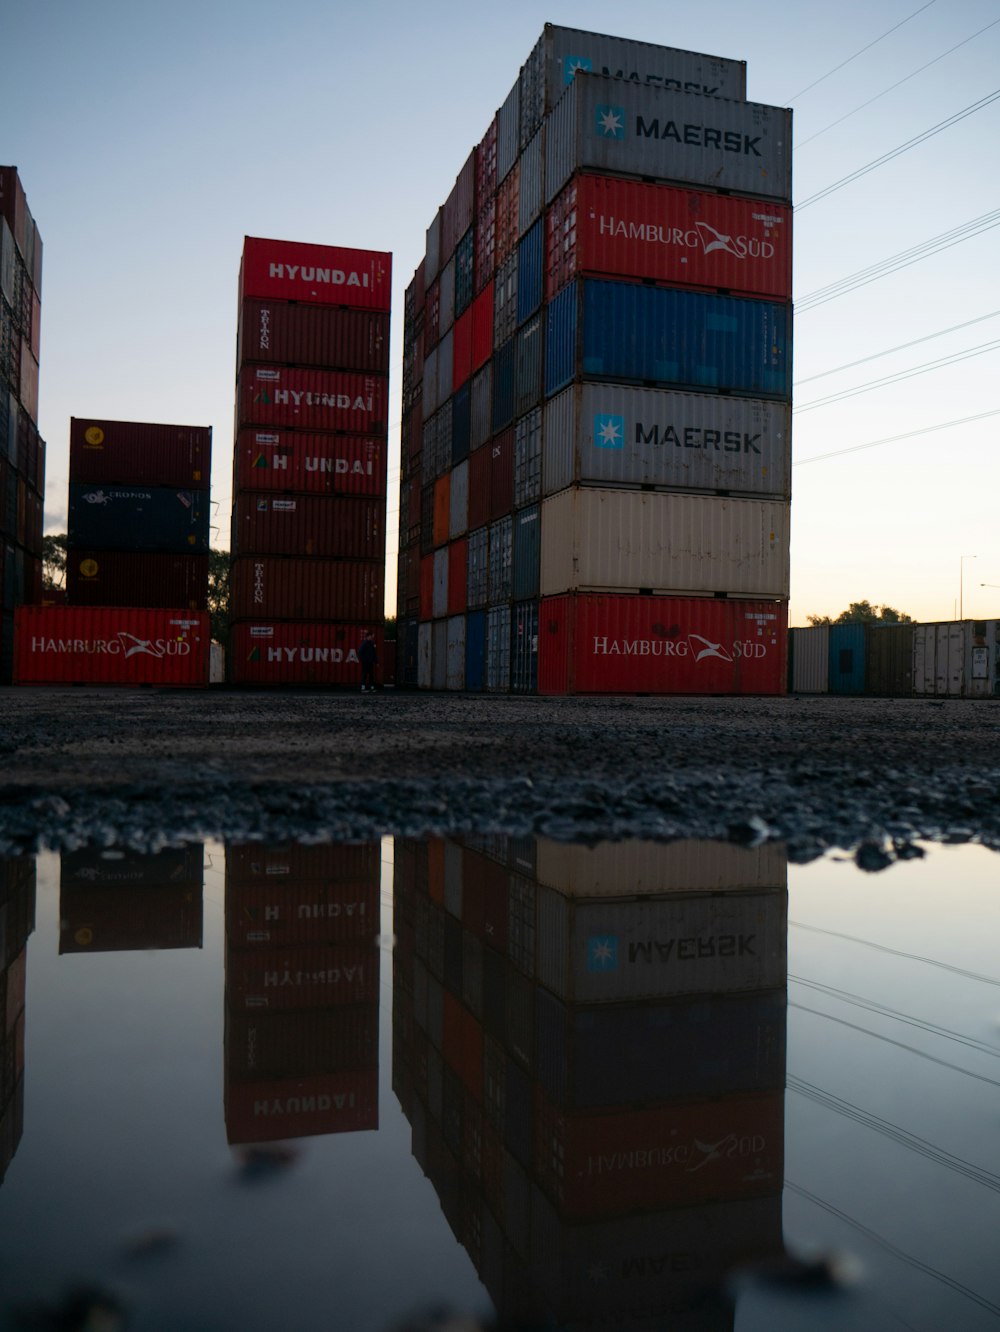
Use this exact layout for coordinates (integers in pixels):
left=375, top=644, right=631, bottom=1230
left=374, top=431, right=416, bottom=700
left=417, top=622, right=432, bottom=688
left=432, top=619, right=448, bottom=689
left=236, top=366, right=387, bottom=435
left=512, top=506, right=540, bottom=601
left=228, top=622, right=382, bottom=687
left=966, top=620, right=1000, bottom=697
left=489, top=430, right=514, bottom=522
left=425, top=210, right=442, bottom=286
left=913, top=621, right=966, bottom=697
left=486, top=604, right=511, bottom=692
left=790, top=624, right=828, bottom=693
left=513, top=316, right=544, bottom=420
left=442, top=151, right=476, bottom=262
left=224, top=1068, right=378, bottom=1143
left=545, top=281, right=791, bottom=401
left=455, top=229, right=475, bottom=319
left=497, top=81, right=521, bottom=185
left=447, top=539, right=468, bottom=615
left=449, top=460, right=469, bottom=539
left=488, top=517, right=513, bottom=605
left=827, top=623, right=866, bottom=695
left=240, top=237, right=391, bottom=313
left=440, top=258, right=456, bottom=337
left=67, top=549, right=208, bottom=611
left=68, top=483, right=210, bottom=553
left=513, top=410, right=542, bottom=511
left=496, top=162, right=520, bottom=269
left=237, top=300, right=390, bottom=373
left=446, top=615, right=466, bottom=690
left=433, top=547, right=449, bottom=619
left=225, top=1007, right=378, bottom=1080
left=536, top=838, right=786, bottom=897
left=452, top=383, right=471, bottom=464
left=517, top=129, right=545, bottom=238
left=467, top=526, right=489, bottom=610
left=452, top=308, right=473, bottom=394
left=470, top=283, right=493, bottom=372
left=543, top=384, right=790, bottom=498
left=59, top=883, right=203, bottom=953
left=540, top=489, right=790, bottom=598
left=226, top=842, right=379, bottom=885
left=433, top=475, right=451, bottom=548
left=494, top=253, right=518, bottom=348
left=60, top=845, right=203, bottom=889
left=492, top=338, right=516, bottom=434
left=474, top=197, right=495, bottom=294
left=234, top=430, right=386, bottom=497
left=515, top=221, right=544, bottom=326
left=511, top=601, right=538, bottom=694
left=226, top=878, right=379, bottom=948
left=230, top=556, right=382, bottom=621
left=865, top=622, right=914, bottom=697
left=539, top=594, right=787, bottom=696
left=232, top=493, right=383, bottom=560
left=470, top=365, right=493, bottom=450
left=225, top=940, right=378, bottom=1009
left=14, top=606, right=210, bottom=687
left=466, top=610, right=486, bottom=690
left=68, top=418, right=211, bottom=488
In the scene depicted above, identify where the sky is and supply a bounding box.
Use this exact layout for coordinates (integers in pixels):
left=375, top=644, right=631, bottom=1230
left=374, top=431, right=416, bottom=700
left=4, top=0, right=1000, bottom=626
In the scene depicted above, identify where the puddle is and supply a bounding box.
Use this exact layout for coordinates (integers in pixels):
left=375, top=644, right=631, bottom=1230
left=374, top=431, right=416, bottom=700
left=0, top=836, right=998, bottom=1330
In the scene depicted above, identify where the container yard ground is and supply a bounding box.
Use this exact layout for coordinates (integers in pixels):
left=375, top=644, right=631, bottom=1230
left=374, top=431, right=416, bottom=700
left=1, top=689, right=998, bottom=866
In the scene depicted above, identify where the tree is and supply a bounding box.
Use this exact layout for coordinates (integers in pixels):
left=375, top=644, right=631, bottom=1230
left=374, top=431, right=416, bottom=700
left=42, top=533, right=67, bottom=591
left=807, top=601, right=914, bottom=626
left=207, top=549, right=231, bottom=646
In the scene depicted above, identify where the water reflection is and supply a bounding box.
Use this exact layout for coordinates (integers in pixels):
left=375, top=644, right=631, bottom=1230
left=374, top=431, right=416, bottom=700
left=0, top=855, right=33, bottom=1188
left=60, top=846, right=203, bottom=953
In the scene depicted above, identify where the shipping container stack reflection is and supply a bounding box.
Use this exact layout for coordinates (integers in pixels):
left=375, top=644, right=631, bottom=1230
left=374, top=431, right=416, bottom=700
left=397, top=26, right=791, bottom=694
left=223, top=844, right=380, bottom=1144
left=228, top=239, right=392, bottom=686
left=0, top=167, right=45, bottom=685
left=0, top=854, right=36, bottom=1187
left=392, top=836, right=788, bottom=1327
left=58, top=847, right=205, bottom=955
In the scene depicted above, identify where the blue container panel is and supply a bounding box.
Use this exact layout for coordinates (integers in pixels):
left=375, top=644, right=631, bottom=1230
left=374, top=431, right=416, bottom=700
left=451, top=382, right=471, bottom=465
left=511, top=599, right=538, bottom=694
left=491, top=336, right=516, bottom=433
left=516, top=218, right=544, bottom=326
left=68, top=484, right=211, bottom=553
left=581, top=281, right=790, bottom=400
left=544, top=283, right=578, bottom=398
left=455, top=227, right=475, bottom=318
left=465, top=610, right=486, bottom=691
left=514, top=315, right=544, bottom=418
left=512, top=504, right=540, bottom=601
left=828, top=623, right=866, bottom=695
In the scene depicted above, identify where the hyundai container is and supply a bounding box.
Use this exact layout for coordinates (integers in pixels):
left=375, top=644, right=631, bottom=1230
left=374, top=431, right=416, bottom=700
left=229, top=556, right=382, bottom=621
left=228, top=622, right=383, bottom=686
left=67, top=483, right=210, bottom=553
left=231, top=493, right=383, bottom=560
left=545, top=73, right=790, bottom=205
left=237, top=299, right=390, bottom=373
left=234, top=430, right=386, bottom=497
left=66, top=549, right=208, bottom=610
left=224, top=1067, right=378, bottom=1143
left=225, top=940, right=378, bottom=1009
left=69, top=418, right=211, bottom=488
left=240, top=237, right=391, bottom=312
left=226, top=843, right=379, bottom=885
left=225, top=1006, right=377, bottom=1080
left=14, top=606, right=210, bottom=686
left=225, top=879, right=379, bottom=948
left=237, top=366, right=387, bottom=434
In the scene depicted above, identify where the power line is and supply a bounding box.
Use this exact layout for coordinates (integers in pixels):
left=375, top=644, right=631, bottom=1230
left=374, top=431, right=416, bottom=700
left=789, top=920, right=1000, bottom=984
left=783, top=1, right=938, bottom=103
left=794, top=309, right=1000, bottom=386
left=794, top=337, right=1000, bottom=412
left=797, top=86, right=1000, bottom=209
left=793, top=409, right=1000, bottom=466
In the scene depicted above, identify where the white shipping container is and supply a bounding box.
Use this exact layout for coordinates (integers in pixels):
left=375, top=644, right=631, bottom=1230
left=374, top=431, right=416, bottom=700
left=791, top=625, right=829, bottom=693
left=913, top=622, right=964, bottom=697
left=543, top=385, right=791, bottom=499
left=417, top=621, right=432, bottom=688
left=539, top=488, right=790, bottom=598
left=432, top=547, right=449, bottom=619
left=534, top=838, right=787, bottom=898
left=967, top=619, right=1000, bottom=698
left=446, top=614, right=466, bottom=690
left=432, top=618, right=448, bottom=689
left=449, top=458, right=469, bottom=538
left=536, top=885, right=787, bottom=1004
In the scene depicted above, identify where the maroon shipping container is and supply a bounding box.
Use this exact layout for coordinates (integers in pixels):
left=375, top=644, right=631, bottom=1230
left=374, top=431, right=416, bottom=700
left=447, top=539, right=468, bottom=615
left=538, top=595, right=788, bottom=696
left=234, top=430, right=386, bottom=497
left=0, top=168, right=28, bottom=259
left=69, top=418, right=211, bottom=488
left=228, top=622, right=385, bottom=687
left=442, top=151, right=476, bottom=261
left=475, top=197, right=496, bottom=293
left=232, top=493, right=383, bottom=560
left=226, top=879, right=379, bottom=948
left=225, top=1006, right=378, bottom=1080
left=467, top=445, right=492, bottom=531
left=495, top=162, right=520, bottom=269
left=59, top=883, right=203, bottom=953
left=452, top=307, right=473, bottom=393
left=66, top=550, right=208, bottom=610
left=229, top=556, right=382, bottom=621
left=237, top=300, right=390, bottom=374
left=476, top=118, right=498, bottom=218
left=14, top=606, right=210, bottom=687
left=240, top=237, right=391, bottom=313
left=236, top=366, right=387, bottom=435
left=226, top=842, right=380, bottom=885
left=225, top=941, right=378, bottom=1009
left=489, top=430, right=514, bottom=521
left=224, top=1067, right=378, bottom=1143
left=546, top=176, right=792, bottom=301
left=18, top=343, right=37, bottom=423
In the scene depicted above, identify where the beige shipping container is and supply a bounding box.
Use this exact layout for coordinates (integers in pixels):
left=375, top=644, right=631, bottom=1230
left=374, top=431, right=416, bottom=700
left=534, top=838, right=787, bottom=898
left=539, top=488, right=790, bottom=598
left=791, top=624, right=829, bottom=693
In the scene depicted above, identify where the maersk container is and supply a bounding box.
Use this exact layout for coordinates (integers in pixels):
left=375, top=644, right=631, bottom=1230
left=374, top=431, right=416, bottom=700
left=516, top=221, right=544, bottom=326
left=232, top=494, right=383, bottom=560
left=69, top=418, right=212, bottom=488
left=512, top=505, right=540, bottom=600
left=790, top=625, right=829, bottom=693
left=514, top=315, right=544, bottom=418
left=467, top=526, right=489, bottom=609
left=452, top=382, right=471, bottom=464
left=538, top=593, right=788, bottom=696
left=228, top=622, right=382, bottom=687
left=492, top=338, right=516, bottom=433
left=465, top=610, right=486, bottom=690
left=432, top=546, right=449, bottom=618
left=546, top=175, right=792, bottom=302
left=439, top=258, right=456, bottom=337
left=514, top=408, right=542, bottom=509
left=497, top=80, right=520, bottom=184
left=535, top=837, right=787, bottom=896
left=543, top=384, right=790, bottom=498
left=511, top=600, right=538, bottom=694
left=471, top=365, right=492, bottom=449
left=449, top=458, right=469, bottom=538
left=488, top=516, right=513, bottom=605
left=828, top=623, right=865, bottom=695
left=418, top=621, right=432, bottom=687
left=67, top=549, right=208, bottom=611
left=519, top=24, right=747, bottom=148
left=546, top=281, right=790, bottom=400
left=432, top=619, right=448, bottom=689
left=229, top=556, right=382, bottom=621
left=913, top=621, right=965, bottom=697
left=237, top=300, right=390, bottom=373
left=486, top=604, right=511, bottom=692
left=539, top=489, right=790, bottom=598
left=15, top=606, right=210, bottom=687
left=865, top=622, right=914, bottom=697
left=68, top=483, right=210, bottom=553
left=239, top=237, right=391, bottom=313
left=237, top=366, right=388, bottom=435
left=446, top=615, right=466, bottom=690
left=545, top=72, right=790, bottom=206
left=494, top=253, right=518, bottom=347
left=235, top=429, right=385, bottom=498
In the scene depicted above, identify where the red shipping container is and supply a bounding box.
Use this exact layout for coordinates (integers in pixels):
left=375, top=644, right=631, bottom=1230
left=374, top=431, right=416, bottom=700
left=474, top=197, right=496, bottom=293
left=420, top=553, right=434, bottom=620
left=236, top=365, right=387, bottom=435
left=240, top=237, right=391, bottom=313
left=433, top=475, right=451, bottom=548
left=229, top=556, right=382, bottom=621
left=66, top=550, right=208, bottom=610
left=235, top=430, right=386, bottom=497
left=14, top=606, right=209, bottom=687
left=59, top=884, right=203, bottom=953
left=226, top=879, right=379, bottom=948
left=226, top=843, right=379, bottom=885
left=442, top=991, right=484, bottom=1102
left=467, top=445, right=492, bottom=531
left=489, top=429, right=514, bottom=521
left=224, top=1068, right=378, bottom=1143
left=546, top=176, right=792, bottom=302
left=237, top=299, right=390, bottom=373
left=225, top=941, right=378, bottom=1010
left=225, top=1006, right=377, bottom=1081
left=538, top=595, right=788, bottom=696
left=534, top=1088, right=784, bottom=1220
left=452, top=307, right=473, bottom=393
left=447, top=538, right=468, bottom=615
left=232, top=493, right=383, bottom=560
left=495, top=162, right=520, bottom=269
left=228, top=622, right=384, bottom=687
left=470, top=282, right=493, bottom=372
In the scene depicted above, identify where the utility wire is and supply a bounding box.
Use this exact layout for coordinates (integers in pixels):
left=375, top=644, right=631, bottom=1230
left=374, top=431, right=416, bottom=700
left=797, top=86, right=1000, bottom=209
left=789, top=919, right=1000, bottom=984
left=794, top=409, right=1000, bottom=466
left=796, top=16, right=1000, bottom=149
left=783, top=1, right=938, bottom=102
left=794, top=309, right=1000, bottom=385
left=794, top=337, right=1000, bottom=412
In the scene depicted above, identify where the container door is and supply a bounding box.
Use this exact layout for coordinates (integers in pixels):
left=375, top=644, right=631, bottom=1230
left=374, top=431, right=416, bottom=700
left=937, top=624, right=963, bottom=696
left=446, top=615, right=466, bottom=691
left=465, top=610, right=486, bottom=691
left=417, top=622, right=432, bottom=689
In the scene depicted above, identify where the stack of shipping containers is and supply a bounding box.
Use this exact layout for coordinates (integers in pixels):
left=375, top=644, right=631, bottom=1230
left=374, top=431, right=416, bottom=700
left=229, top=238, right=391, bottom=686
left=223, top=844, right=380, bottom=1145
left=59, top=846, right=204, bottom=954
left=1, top=853, right=35, bottom=1186
left=392, top=835, right=787, bottom=1324
left=398, top=25, right=792, bottom=694
left=0, top=167, right=44, bottom=685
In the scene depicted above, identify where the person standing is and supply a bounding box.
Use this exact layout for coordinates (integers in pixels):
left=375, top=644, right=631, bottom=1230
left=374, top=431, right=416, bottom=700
left=358, top=631, right=378, bottom=693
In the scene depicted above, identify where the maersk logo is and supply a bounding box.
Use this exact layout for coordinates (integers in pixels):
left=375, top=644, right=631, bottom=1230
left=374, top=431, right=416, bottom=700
left=564, top=54, right=592, bottom=84
left=595, top=105, right=626, bottom=139
left=587, top=935, right=619, bottom=972
left=594, top=414, right=625, bottom=449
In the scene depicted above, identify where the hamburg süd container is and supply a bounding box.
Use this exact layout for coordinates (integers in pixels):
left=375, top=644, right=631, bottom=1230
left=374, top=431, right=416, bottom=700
left=545, top=281, right=791, bottom=400
left=66, top=549, right=208, bottom=610
left=228, top=622, right=384, bottom=686
left=231, top=494, right=383, bottom=560
left=229, top=556, right=382, bottom=621
left=538, top=594, right=788, bottom=696
left=237, top=366, right=387, bottom=435
left=539, top=489, right=790, bottom=598
left=14, top=606, right=210, bottom=687
left=68, top=484, right=210, bottom=553
left=240, top=237, right=391, bottom=313
left=545, top=72, right=791, bottom=205
left=234, top=430, right=386, bottom=497
left=546, top=175, right=792, bottom=301
left=237, top=299, right=390, bottom=374
left=69, top=418, right=211, bottom=488
left=543, top=384, right=790, bottom=498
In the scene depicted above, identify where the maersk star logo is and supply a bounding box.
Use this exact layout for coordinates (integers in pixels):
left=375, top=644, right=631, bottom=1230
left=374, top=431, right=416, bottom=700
left=563, top=54, right=592, bottom=84
left=587, top=935, right=619, bottom=972
left=594, top=414, right=625, bottom=449
left=595, top=105, right=626, bottom=139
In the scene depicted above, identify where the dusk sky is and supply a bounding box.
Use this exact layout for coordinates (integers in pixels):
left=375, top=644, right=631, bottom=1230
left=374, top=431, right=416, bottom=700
left=5, top=0, right=999, bottom=624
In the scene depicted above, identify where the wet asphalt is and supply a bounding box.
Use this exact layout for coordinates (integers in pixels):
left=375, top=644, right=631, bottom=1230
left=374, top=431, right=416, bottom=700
left=1, top=687, right=998, bottom=867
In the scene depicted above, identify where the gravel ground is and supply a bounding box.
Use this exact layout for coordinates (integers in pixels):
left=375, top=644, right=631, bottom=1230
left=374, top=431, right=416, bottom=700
left=1, top=686, right=999, bottom=867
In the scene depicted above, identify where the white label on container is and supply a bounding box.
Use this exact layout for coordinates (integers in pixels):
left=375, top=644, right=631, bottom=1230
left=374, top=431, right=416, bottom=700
left=255, top=368, right=281, bottom=381
left=255, top=433, right=280, bottom=445
left=249, top=626, right=274, bottom=638
left=272, top=500, right=297, bottom=512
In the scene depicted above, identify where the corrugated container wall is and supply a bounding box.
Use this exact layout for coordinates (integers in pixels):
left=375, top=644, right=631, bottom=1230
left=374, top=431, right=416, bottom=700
left=828, top=624, right=866, bottom=696
left=790, top=625, right=829, bottom=694
left=69, top=419, right=210, bottom=488
left=15, top=607, right=210, bottom=687
left=865, top=623, right=914, bottom=697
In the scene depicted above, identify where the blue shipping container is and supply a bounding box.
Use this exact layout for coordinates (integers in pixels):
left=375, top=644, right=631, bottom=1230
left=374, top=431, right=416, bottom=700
left=828, top=623, right=866, bottom=695
left=491, top=336, right=516, bottom=433
left=451, top=382, right=471, bottom=465
left=512, top=505, right=540, bottom=601
left=511, top=599, right=539, bottom=693
left=516, top=218, right=544, bottom=326
left=544, top=283, right=579, bottom=398
left=68, top=483, right=211, bottom=553
left=465, top=609, right=486, bottom=691
left=514, top=315, right=544, bottom=419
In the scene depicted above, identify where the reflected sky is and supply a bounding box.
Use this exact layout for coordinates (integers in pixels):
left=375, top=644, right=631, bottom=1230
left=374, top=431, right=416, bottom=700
left=0, top=836, right=997, bottom=1331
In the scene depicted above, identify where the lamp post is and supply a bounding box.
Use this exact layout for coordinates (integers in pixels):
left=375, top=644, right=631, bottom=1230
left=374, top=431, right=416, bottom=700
left=960, top=554, right=977, bottom=619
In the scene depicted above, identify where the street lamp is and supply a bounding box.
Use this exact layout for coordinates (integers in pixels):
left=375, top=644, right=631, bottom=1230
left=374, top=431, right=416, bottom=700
left=960, top=554, right=977, bottom=619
